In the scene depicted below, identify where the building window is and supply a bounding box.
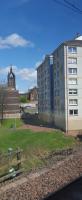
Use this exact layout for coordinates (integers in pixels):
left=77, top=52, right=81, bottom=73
left=68, top=68, right=77, bottom=75
left=69, top=110, right=73, bottom=115
left=69, top=109, right=78, bottom=116
left=57, top=62, right=59, bottom=69
left=50, top=55, right=53, bottom=65
left=68, top=58, right=77, bottom=64
left=68, top=47, right=77, bottom=53
left=69, top=89, right=78, bottom=95
left=68, top=78, right=77, bottom=85
left=69, top=99, right=78, bottom=105
left=74, top=110, right=78, bottom=115
left=57, top=71, right=59, bottom=77
left=57, top=80, right=60, bottom=87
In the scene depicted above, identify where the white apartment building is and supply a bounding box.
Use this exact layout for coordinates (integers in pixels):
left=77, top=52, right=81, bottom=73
left=37, top=36, right=82, bottom=133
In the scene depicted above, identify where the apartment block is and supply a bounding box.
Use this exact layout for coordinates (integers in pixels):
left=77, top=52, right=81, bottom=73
left=37, top=55, right=54, bottom=122
left=37, top=36, right=82, bottom=133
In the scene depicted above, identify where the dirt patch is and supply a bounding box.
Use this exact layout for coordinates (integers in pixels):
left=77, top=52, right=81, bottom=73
left=18, top=124, right=56, bottom=132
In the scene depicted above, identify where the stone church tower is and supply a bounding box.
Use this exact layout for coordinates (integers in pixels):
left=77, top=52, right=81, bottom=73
left=3, top=67, right=20, bottom=118
left=7, top=67, right=16, bottom=89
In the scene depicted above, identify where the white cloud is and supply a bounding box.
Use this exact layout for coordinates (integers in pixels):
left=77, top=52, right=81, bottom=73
left=35, top=55, right=46, bottom=69
left=16, top=67, right=37, bottom=80
left=0, top=65, right=37, bottom=80
left=0, top=65, right=37, bottom=92
left=0, top=33, right=34, bottom=49
left=35, top=61, right=42, bottom=68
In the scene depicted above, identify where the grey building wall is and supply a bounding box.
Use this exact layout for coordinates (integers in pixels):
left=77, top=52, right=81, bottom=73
left=52, top=45, right=66, bottom=130
left=37, top=56, right=52, bottom=122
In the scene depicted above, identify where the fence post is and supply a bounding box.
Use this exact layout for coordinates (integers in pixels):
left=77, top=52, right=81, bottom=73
left=16, top=148, right=22, bottom=170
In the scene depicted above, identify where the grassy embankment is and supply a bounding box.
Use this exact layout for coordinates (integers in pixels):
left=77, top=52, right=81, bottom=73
left=0, top=120, right=77, bottom=175
left=0, top=118, right=23, bottom=128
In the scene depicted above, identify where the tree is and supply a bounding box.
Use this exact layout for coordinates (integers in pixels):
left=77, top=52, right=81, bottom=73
left=0, top=85, right=7, bottom=124
left=19, top=95, right=27, bottom=103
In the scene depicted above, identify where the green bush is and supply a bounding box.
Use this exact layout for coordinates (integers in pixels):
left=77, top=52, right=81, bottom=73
left=20, top=96, right=27, bottom=103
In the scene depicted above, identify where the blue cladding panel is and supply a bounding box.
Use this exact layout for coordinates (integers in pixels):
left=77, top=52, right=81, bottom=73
left=50, top=64, right=54, bottom=112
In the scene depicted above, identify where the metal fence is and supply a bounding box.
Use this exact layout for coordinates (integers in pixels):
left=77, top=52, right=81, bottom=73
left=0, top=148, right=22, bottom=180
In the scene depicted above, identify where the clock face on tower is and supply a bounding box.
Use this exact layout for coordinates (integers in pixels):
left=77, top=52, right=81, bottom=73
left=8, top=67, right=16, bottom=89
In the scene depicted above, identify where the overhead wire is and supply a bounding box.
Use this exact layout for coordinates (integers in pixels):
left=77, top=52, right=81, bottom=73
left=53, top=0, right=82, bottom=15
left=64, top=0, right=82, bottom=14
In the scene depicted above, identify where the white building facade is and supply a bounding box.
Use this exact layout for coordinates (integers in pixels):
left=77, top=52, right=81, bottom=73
left=37, top=36, right=82, bottom=133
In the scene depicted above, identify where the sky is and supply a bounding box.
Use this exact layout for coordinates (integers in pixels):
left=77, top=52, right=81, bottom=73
left=0, top=0, right=82, bottom=92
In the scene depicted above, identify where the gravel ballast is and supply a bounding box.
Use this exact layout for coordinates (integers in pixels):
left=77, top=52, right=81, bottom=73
left=0, top=150, right=82, bottom=200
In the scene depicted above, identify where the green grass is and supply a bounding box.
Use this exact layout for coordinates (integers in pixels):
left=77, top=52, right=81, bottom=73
left=1, top=118, right=23, bottom=128
left=0, top=128, right=76, bottom=174
left=0, top=129, right=76, bottom=152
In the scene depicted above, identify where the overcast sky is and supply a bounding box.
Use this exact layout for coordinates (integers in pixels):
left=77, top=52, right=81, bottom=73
left=0, top=0, right=82, bottom=92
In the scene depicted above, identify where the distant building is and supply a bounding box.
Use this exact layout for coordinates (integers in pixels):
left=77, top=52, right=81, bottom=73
left=0, top=67, right=20, bottom=119
left=27, top=87, right=38, bottom=101
left=37, top=36, right=82, bottom=134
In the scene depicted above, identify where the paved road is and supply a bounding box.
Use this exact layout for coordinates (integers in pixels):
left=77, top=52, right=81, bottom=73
left=43, top=177, right=82, bottom=200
